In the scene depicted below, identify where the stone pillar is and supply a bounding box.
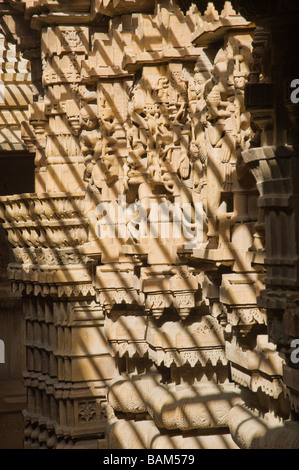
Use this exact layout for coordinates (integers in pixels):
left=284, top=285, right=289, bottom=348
left=233, top=0, right=299, bottom=421
left=0, top=2, right=36, bottom=448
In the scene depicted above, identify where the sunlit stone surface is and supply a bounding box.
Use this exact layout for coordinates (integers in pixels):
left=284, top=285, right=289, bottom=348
left=0, top=0, right=299, bottom=449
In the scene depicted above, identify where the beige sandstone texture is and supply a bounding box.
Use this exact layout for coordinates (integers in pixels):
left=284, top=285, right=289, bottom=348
left=0, top=0, right=299, bottom=449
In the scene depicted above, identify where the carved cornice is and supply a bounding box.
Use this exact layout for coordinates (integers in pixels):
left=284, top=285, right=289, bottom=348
left=0, top=192, right=88, bottom=251
left=180, top=0, right=299, bottom=25
left=178, top=0, right=227, bottom=14
left=0, top=1, right=40, bottom=59
left=7, top=0, right=155, bottom=29
left=8, top=0, right=299, bottom=37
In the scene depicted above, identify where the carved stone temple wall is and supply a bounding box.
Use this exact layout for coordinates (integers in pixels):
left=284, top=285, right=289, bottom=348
left=0, top=0, right=299, bottom=449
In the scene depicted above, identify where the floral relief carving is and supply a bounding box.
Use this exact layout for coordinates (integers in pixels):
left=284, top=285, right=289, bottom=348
left=78, top=401, right=97, bottom=423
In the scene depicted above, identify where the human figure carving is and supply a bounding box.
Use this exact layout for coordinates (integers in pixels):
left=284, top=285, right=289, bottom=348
left=79, top=104, right=103, bottom=184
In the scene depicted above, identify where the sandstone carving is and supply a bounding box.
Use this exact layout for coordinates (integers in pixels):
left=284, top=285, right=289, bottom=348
left=0, top=0, right=299, bottom=450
